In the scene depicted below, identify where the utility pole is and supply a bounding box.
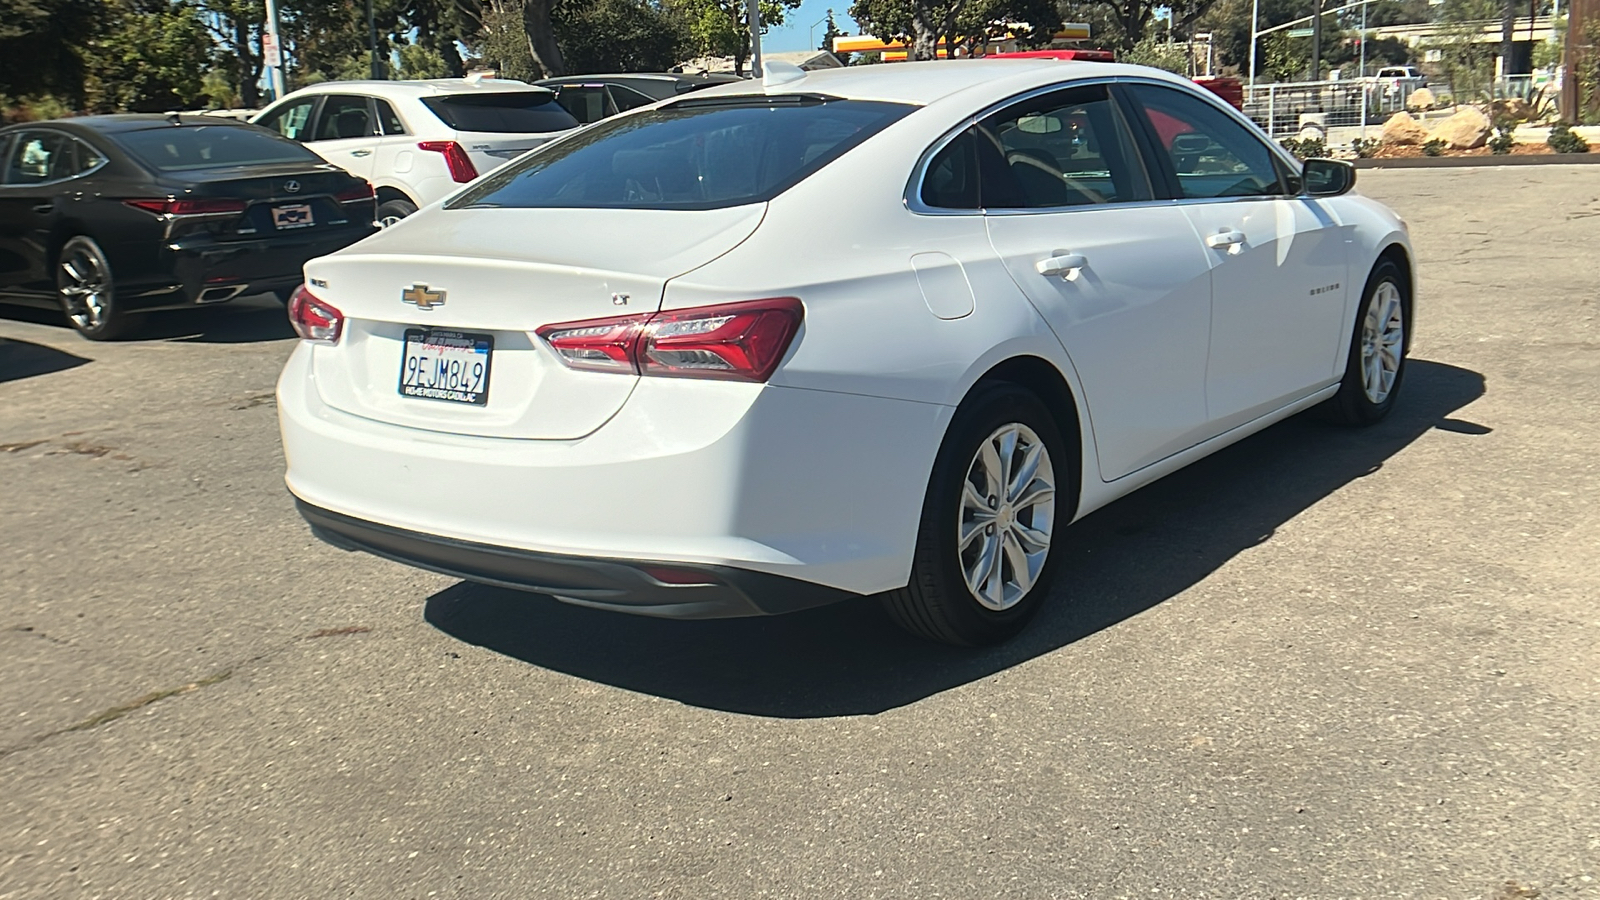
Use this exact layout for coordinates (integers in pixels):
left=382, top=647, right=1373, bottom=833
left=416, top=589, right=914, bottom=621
left=368, top=0, right=383, bottom=79
left=1310, top=0, right=1323, bottom=80
left=263, top=0, right=286, bottom=100
left=1249, top=0, right=1260, bottom=88
left=747, top=0, right=764, bottom=77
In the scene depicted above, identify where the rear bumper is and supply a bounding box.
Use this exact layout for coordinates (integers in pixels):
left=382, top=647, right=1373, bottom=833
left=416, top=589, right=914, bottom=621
left=297, top=500, right=858, bottom=619
left=127, top=224, right=377, bottom=310
left=278, top=342, right=950, bottom=597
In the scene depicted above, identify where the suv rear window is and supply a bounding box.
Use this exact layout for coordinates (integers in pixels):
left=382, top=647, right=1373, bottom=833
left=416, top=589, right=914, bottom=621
left=420, top=91, right=580, bottom=134
left=114, top=124, right=321, bottom=172
left=450, top=95, right=912, bottom=211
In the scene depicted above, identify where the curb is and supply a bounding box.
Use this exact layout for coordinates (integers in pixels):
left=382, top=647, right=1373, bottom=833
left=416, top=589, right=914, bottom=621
left=1354, top=153, right=1600, bottom=169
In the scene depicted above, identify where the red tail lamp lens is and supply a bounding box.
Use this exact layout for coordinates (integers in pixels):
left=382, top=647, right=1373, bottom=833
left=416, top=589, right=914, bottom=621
left=639, top=298, right=803, bottom=382
left=418, top=140, right=479, bottom=183
left=535, top=298, right=803, bottom=383
left=287, top=285, right=344, bottom=343
left=335, top=181, right=376, bottom=202
left=124, top=198, right=247, bottom=215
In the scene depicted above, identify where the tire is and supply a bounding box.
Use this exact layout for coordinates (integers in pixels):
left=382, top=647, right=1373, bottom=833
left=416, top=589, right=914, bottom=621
left=56, top=235, right=133, bottom=341
left=376, top=198, right=417, bottom=227
left=882, top=381, right=1071, bottom=646
left=1326, top=258, right=1409, bottom=426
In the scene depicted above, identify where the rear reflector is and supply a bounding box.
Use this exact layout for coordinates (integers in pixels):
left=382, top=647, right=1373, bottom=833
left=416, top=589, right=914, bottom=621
left=287, top=285, right=344, bottom=343
left=335, top=181, right=376, bottom=202
left=535, top=298, right=802, bottom=383
left=418, top=140, right=479, bottom=183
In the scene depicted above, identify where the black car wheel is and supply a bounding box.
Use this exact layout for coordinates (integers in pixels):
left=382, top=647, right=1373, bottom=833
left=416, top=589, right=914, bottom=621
left=377, top=198, right=417, bottom=227
left=57, top=236, right=132, bottom=341
left=1326, top=259, right=1409, bottom=426
left=881, top=382, right=1070, bottom=646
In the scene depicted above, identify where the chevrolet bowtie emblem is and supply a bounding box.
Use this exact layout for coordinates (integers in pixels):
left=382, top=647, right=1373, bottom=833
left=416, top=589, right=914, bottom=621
left=401, top=284, right=445, bottom=310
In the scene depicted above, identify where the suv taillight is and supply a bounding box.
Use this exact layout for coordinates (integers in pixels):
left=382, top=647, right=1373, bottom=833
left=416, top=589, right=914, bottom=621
left=536, top=298, right=803, bottom=383
left=287, top=285, right=344, bottom=343
left=418, top=140, right=479, bottom=183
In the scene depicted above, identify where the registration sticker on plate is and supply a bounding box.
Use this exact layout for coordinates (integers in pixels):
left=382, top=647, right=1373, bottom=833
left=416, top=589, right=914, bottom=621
left=273, top=203, right=314, bottom=229
left=399, top=328, right=493, bottom=406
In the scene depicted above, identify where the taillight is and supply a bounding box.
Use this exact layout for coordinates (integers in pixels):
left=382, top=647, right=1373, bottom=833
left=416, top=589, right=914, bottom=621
left=335, top=181, right=375, bottom=202
left=124, top=198, right=247, bottom=216
left=287, top=285, right=344, bottom=343
left=638, top=298, right=803, bottom=381
left=538, top=313, right=648, bottom=373
left=535, top=298, right=802, bottom=383
left=418, top=140, right=479, bottom=183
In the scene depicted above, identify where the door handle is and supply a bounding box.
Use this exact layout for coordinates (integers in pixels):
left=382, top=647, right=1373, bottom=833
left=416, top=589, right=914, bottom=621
left=350, top=149, right=373, bottom=157
left=1036, top=253, right=1087, bottom=278
left=32, top=202, right=53, bottom=213
left=1206, top=230, right=1247, bottom=252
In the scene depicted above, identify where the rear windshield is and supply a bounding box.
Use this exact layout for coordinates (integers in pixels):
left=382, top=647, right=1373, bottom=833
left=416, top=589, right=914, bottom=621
left=420, top=91, right=580, bottom=134
left=115, top=124, right=321, bottom=172
left=450, top=95, right=913, bottom=211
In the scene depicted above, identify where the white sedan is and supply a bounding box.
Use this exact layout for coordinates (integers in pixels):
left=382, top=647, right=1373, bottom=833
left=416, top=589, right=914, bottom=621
left=277, top=60, right=1413, bottom=646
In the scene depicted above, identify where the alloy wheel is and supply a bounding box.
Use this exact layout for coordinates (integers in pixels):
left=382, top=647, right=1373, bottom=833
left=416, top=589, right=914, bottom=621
left=958, top=422, right=1056, bottom=611
left=1360, top=281, right=1405, bottom=405
left=59, top=244, right=111, bottom=331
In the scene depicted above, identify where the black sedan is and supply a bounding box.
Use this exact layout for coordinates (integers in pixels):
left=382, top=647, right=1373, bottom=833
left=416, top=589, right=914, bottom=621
left=0, top=114, right=377, bottom=339
left=536, top=73, right=744, bottom=125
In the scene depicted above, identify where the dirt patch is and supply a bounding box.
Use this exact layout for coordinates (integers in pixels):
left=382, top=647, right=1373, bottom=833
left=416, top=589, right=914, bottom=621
left=1370, top=143, right=1562, bottom=160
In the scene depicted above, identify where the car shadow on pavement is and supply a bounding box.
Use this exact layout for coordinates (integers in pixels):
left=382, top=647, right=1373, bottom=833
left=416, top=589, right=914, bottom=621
left=424, top=359, right=1487, bottom=719
left=0, top=295, right=294, bottom=344
left=0, top=337, right=90, bottom=384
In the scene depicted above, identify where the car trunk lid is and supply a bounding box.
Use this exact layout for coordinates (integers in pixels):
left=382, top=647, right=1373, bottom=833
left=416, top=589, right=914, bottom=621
left=299, top=204, right=765, bottom=440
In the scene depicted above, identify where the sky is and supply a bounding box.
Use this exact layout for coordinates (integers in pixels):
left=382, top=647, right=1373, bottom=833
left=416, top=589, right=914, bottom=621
left=760, top=0, right=861, bottom=53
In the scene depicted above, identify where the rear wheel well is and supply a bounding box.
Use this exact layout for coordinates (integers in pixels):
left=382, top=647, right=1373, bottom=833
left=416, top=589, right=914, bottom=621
left=375, top=186, right=416, bottom=207
left=970, top=356, right=1083, bottom=521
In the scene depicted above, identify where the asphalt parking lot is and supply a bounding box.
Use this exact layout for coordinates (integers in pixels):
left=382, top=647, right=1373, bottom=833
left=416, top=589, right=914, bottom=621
left=2, top=166, right=1597, bottom=899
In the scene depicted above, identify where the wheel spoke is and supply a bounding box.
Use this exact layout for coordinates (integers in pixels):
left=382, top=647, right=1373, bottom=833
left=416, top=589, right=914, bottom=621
left=1011, top=479, right=1055, bottom=512
left=977, top=441, right=1004, bottom=500
left=982, top=536, right=1006, bottom=606
left=1002, top=532, right=1034, bottom=592
left=958, top=516, right=987, bottom=552
left=1007, top=441, right=1042, bottom=504
left=1011, top=521, right=1051, bottom=554
left=994, top=427, right=1018, bottom=500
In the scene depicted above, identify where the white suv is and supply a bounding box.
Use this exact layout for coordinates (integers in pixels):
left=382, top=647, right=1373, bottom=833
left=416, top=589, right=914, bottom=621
left=252, top=78, right=580, bottom=225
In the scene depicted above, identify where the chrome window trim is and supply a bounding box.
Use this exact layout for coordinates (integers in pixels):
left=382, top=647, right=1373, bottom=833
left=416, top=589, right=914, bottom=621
left=904, top=74, right=1304, bottom=218
left=0, top=128, right=108, bottom=189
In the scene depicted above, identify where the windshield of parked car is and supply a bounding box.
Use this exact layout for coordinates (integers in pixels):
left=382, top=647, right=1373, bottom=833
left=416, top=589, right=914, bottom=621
left=115, top=124, right=322, bottom=172
left=420, top=91, right=580, bottom=133
left=449, top=95, right=914, bottom=211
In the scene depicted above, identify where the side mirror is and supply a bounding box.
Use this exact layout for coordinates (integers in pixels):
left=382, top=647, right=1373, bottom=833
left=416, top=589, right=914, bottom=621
left=1302, top=158, right=1355, bottom=197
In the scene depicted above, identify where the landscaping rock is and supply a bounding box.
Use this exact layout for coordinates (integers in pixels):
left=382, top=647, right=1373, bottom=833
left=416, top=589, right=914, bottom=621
left=1381, top=111, right=1431, bottom=145
left=1431, top=106, right=1491, bottom=150
left=1405, top=87, right=1436, bottom=110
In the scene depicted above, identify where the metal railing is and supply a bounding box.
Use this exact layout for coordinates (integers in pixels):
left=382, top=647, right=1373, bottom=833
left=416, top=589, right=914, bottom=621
left=1243, top=78, right=1424, bottom=137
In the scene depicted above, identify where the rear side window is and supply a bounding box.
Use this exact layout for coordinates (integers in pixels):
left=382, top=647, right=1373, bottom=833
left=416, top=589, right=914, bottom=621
left=375, top=98, right=407, bottom=135
left=552, top=86, right=613, bottom=125
left=420, top=91, right=580, bottom=134
left=315, top=95, right=376, bottom=140
left=257, top=98, right=317, bottom=141
left=977, top=84, right=1151, bottom=207
left=451, top=96, right=913, bottom=211
left=114, top=125, right=322, bottom=172
left=2, top=131, right=75, bottom=184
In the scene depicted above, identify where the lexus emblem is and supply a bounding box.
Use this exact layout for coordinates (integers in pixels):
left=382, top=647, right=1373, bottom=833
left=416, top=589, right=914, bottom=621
left=402, top=284, right=445, bottom=310
left=284, top=180, right=301, bottom=193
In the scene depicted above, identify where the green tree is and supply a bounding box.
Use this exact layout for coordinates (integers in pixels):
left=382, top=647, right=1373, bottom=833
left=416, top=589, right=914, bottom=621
left=1425, top=0, right=1500, bottom=100
left=0, top=0, right=103, bottom=106
left=84, top=0, right=213, bottom=112
left=556, top=0, right=688, bottom=73
left=669, top=0, right=802, bottom=73
left=852, top=0, right=1058, bottom=61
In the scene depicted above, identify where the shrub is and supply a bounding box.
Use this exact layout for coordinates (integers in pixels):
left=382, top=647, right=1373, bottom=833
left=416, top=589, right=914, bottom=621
left=1280, top=136, right=1327, bottom=159
left=1423, top=138, right=1447, bottom=156
left=1488, top=118, right=1516, bottom=155
left=1548, top=121, right=1591, bottom=153
left=1350, top=137, right=1378, bottom=158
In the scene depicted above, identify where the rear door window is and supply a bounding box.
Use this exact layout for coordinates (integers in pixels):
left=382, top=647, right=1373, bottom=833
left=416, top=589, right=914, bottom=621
left=451, top=95, right=912, bottom=211
left=552, top=86, right=613, bottom=125
left=420, top=91, right=580, bottom=133
left=314, top=95, right=377, bottom=141
left=2, top=131, right=74, bottom=185
left=976, top=83, right=1151, bottom=208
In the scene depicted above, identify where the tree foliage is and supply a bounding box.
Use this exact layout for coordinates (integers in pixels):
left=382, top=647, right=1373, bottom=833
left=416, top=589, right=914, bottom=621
left=851, top=0, right=1060, bottom=60
left=84, top=0, right=213, bottom=112
left=0, top=0, right=102, bottom=104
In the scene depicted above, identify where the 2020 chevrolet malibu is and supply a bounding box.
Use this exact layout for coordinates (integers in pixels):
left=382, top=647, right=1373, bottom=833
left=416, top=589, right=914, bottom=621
left=277, top=60, right=1413, bottom=645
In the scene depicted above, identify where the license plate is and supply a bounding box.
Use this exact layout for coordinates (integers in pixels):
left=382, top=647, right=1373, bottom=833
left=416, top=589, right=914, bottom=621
left=398, top=328, right=492, bottom=406
left=272, top=203, right=314, bottom=229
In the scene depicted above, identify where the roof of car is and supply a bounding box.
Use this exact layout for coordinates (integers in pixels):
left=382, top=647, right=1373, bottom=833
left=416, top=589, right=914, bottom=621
left=685, top=59, right=1191, bottom=106
left=1, top=114, right=253, bottom=134
left=538, top=73, right=744, bottom=86
left=282, top=78, right=551, bottom=98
